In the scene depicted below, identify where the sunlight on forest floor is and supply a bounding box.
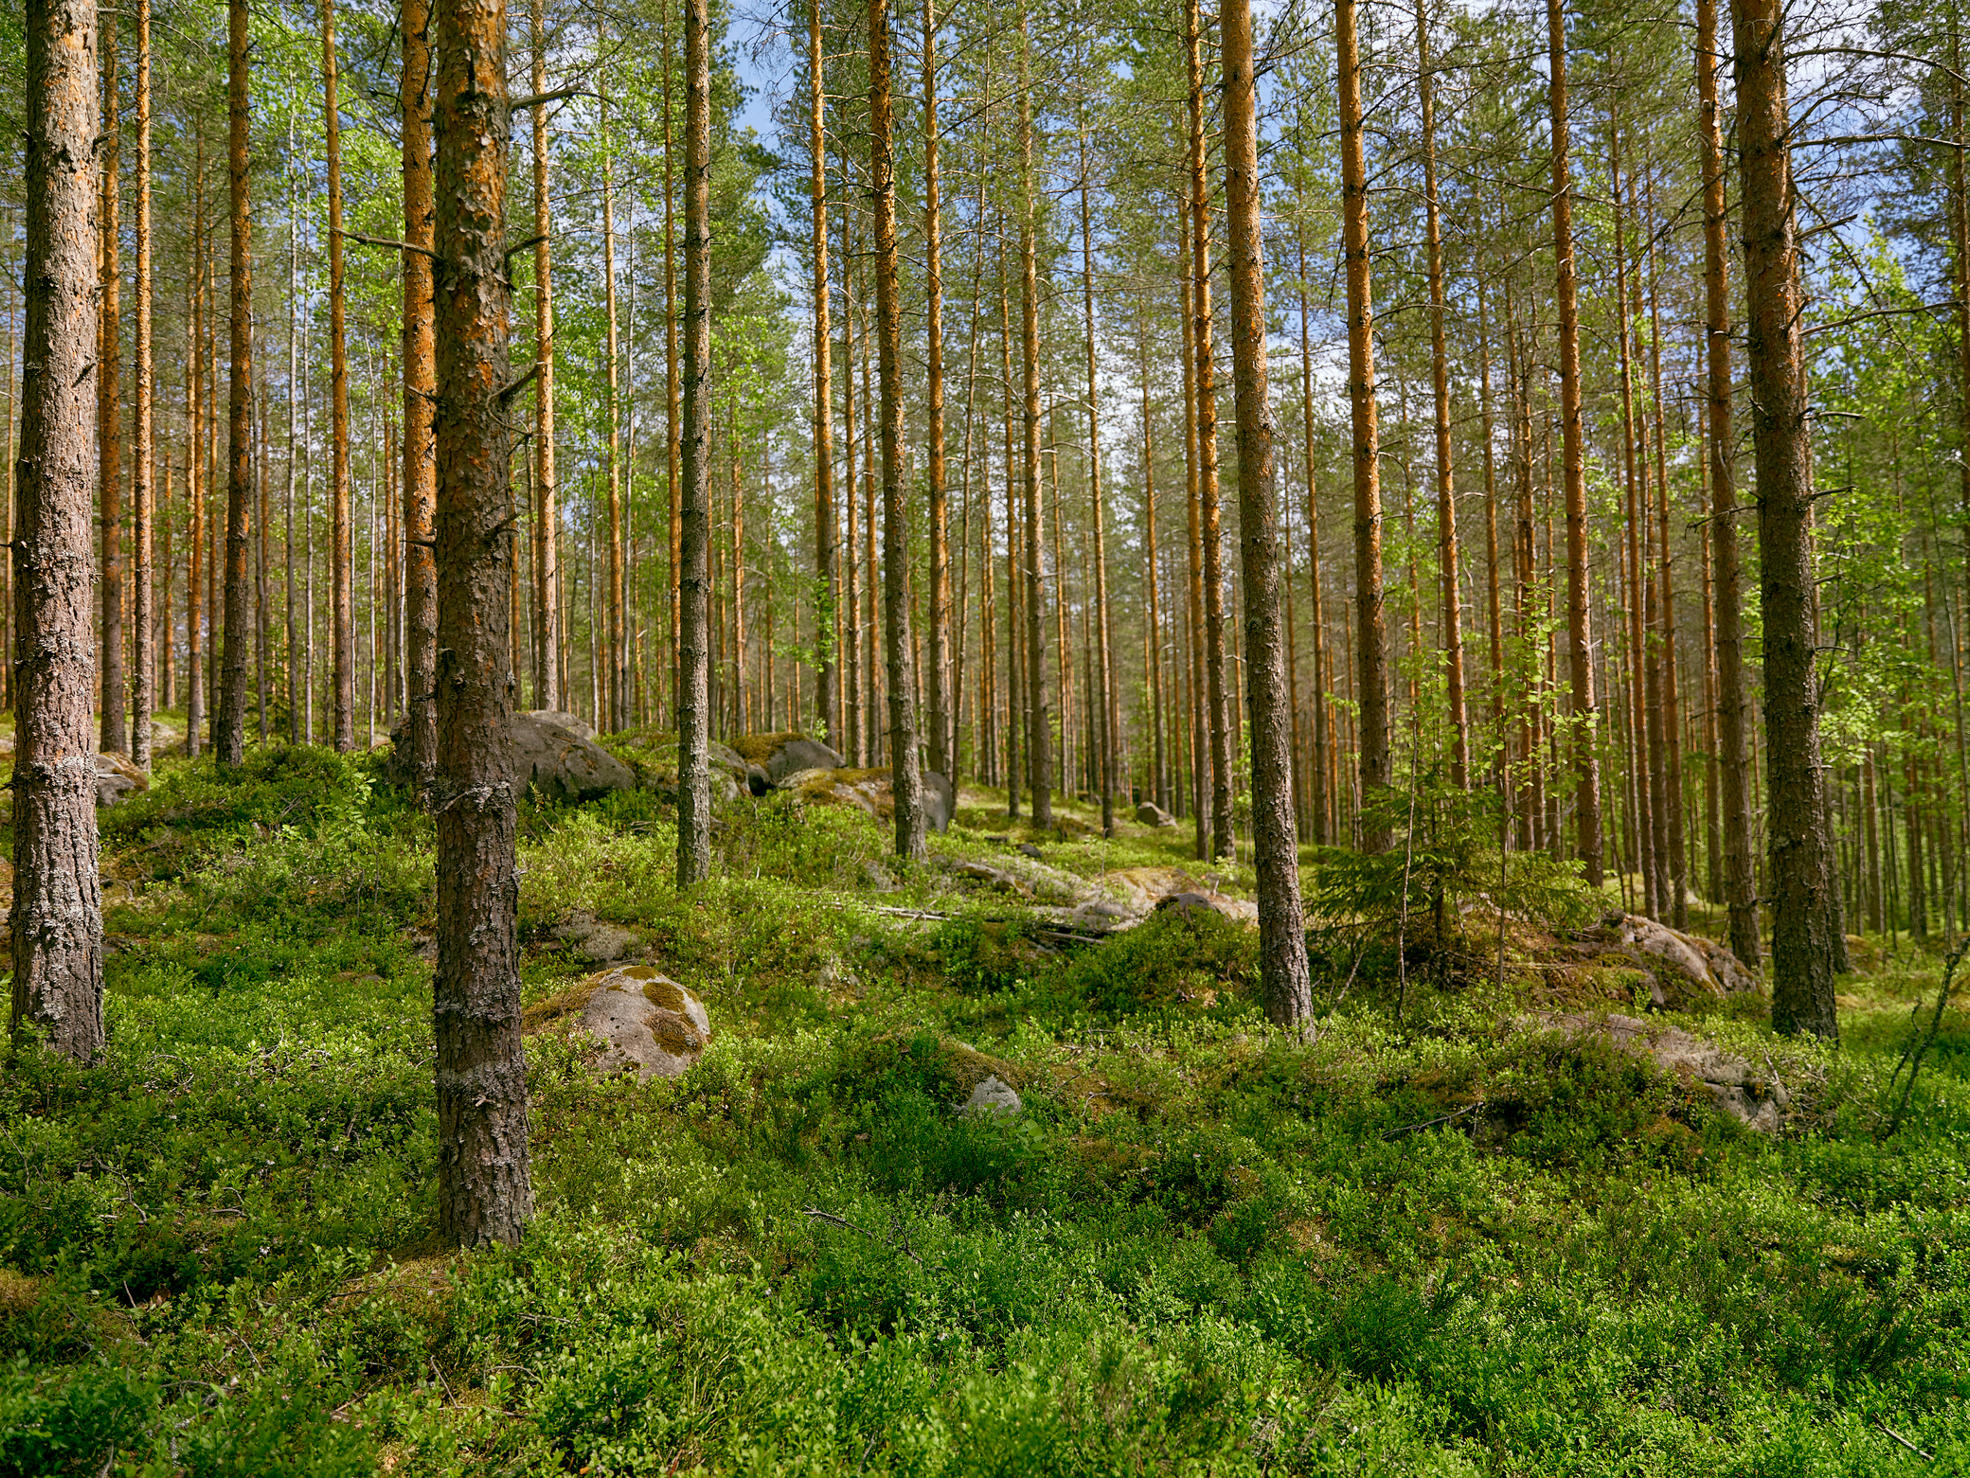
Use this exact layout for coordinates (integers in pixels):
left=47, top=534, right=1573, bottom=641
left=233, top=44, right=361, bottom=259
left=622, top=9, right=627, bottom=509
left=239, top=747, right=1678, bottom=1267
left=2, top=735, right=1965, bottom=1474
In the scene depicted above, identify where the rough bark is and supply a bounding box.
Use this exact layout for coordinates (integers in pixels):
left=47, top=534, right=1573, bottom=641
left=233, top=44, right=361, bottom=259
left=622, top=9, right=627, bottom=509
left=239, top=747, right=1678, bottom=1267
left=1296, top=222, right=1328, bottom=846
left=1337, top=0, right=1389, bottom=849
left=215, top=0, right=252, bottom=767
left=431, top=0, right=531, bottom=1243
left=12, top=0, right=105, bottom=1060
left=1699, top=0, right=1759, bottom=965
left=869, top=0, right=927, bottom=860
left=1224, top=0, right=1311, bottom=1025
left=676, top=0, right=712, bottom=886
left=603, top=104, right=625, bottom=733
left=98, top=10, right=124, bottom=756
left=398, top=0, right=437, bottom=792
left=186, top=141, right=204, bottom=759
left=1733, top=0, right=1837, bottom=1038
left=1079, top=129, right=1116, bottom=837
left=1546, top=0, right=1603, bottom=883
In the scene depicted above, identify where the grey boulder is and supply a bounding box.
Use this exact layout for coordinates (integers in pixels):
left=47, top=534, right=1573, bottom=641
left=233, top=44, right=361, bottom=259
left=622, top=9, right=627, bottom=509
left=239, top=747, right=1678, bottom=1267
left=511, top=710, right=635, bottom=802
left=1134, top=800, right=1176, bottom=828
left=580, top=965, right=713, bottom=1080
left=92, top=752, right=148, bottom=808
left=763, top=736, right=845, bottom=784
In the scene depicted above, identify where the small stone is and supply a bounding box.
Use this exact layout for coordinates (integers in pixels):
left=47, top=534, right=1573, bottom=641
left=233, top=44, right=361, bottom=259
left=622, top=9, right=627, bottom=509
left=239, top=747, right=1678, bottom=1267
left=1017, top=842, right=1044, bottom=860
left=962, top=1074, right=1022, bottom=1116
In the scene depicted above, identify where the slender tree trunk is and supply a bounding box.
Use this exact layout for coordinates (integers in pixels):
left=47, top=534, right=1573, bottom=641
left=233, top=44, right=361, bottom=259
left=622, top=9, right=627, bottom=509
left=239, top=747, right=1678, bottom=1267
left=1415, top=0, right=1466, bottom=787
left=130, top=0, right=152, bottom=770
left=842, top=193, right=862, bottom=764
left=1296, top=223, right=1328, bottom=846
left=1224, top=0, right=1310, bottom=1024
left=1180, top=201, right=1207, bottom=855
left=1078, top=129, right=1117, bottom=836
left=401, top=0, right=437, bottom=788
left=1645, top=176, right=1687, bottom=926
left=810, top=0, right=836, bottom=745
left=321, top=0, right=354, bottom=751
left=1139, top=300, right=1167, bottom=813
left=869, top=0, right=926, bottom=857
left=676, top=0, right=712, bottom=885
left=1478, top=281, right=1503, bottom=787
left=1733, top=0, right=1836, bottom=1037
left=186, top=139, right=204, bottom=759
left=922, top=0, right=951, bottom=779
left=1700, top=0, right=1758, bottom=964
left=1545, top=0, right=1603, bottom=885
left=603, top=100, right=625, bottom=733
left=1337, top=0, right=1389, bottom=848
left=99, top=10, right=125, bottom=755
left=527, top=0, right=558, bottom=714
left=11, top=0, right=104, bottom=1059
left=1018, top=2, right=1052, bottom=826
left=1186, top=0, right=1230, bottom=859
left=1611, top=133, right=1653, bottom=909
left=215, top=0, right=252, bottom=767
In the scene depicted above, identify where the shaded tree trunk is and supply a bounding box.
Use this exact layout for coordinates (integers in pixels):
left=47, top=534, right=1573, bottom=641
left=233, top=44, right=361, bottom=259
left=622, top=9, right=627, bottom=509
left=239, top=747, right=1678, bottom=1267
left=1699, top=0, right=1759, bottom=965
left=922, top=0, right=950, bottom=779
left=1336, top=0, right=1389, bottom=849
left=529, top=0, right=559, bottom=714
left=1224, top=0, right=1310, bottom=1025
left=216, top=0, right=252, bottom=767
left=1018, top=1, right=1052, bottom=827
left=810, top=0, right=836, bottom=744
left=1079, top=128, right=1116, bottom=837
left=431, top=0, right=531, bottom=1243
left=99, top=10, right=124, bottom=756
left=1546, top=0, right=1603, bottom=883
left=323, top=0, right=354, bottom=751
left=130, top=0, right=152, bottom=771
left=1733, top=0, right=1836, bottom=1038
left=12, top=0, right=104, bottom=1060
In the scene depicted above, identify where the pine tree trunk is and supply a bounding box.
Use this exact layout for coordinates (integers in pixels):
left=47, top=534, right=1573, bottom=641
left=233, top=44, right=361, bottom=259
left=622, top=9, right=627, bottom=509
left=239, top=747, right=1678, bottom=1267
left=321, top=0, right=353, bottom=751
left=1018, top=2, right=1052, bottom=827
left=1336, top=0, right=1389, bottom=849
left=401, top=0, right=437, bottom=790
left=1224, top=0, right=1310, bottom=1025
left=663, top=0, right=680, bottom=719
left=1179, top=201, right=1207, bottom=855
left=868, top=0, right=926, bottom=858
left=1186, top=0, right=1231, bottom=860
left=1296, top=225, right=1329, bottom=847
left=603, top=105, right=625, bottom=734
left=430, top=0, right=531, bottom=1243
left=842, top=196, right=863, bottom=765
left=1545, top=0, right=1603, bottom=884
left=215, top=0, right=252, bottom=767
left=1415, top=0, right=1466, bottom=788
left=810, top=0, right=836, bottom=745
left=99, top=11, right=125, bottom=756
left=1612, top=134, right=1653, bottom=908
left=130, top=0, right=152, bottom=770
left=186, top=141, right=204, bottom=760
left=676, top=0, right=713, bottom=885
left=1078, top=131, right=1116, bottom=836
left=1733, top=0, right=1836, bottom=1037
left=1698, top=0, right=1757, bottom=961
left=526, top=0, right=558, bottom=715
left=12, top=0, right=105, bottom=1060
left=922, top=0, right=951, bottom=779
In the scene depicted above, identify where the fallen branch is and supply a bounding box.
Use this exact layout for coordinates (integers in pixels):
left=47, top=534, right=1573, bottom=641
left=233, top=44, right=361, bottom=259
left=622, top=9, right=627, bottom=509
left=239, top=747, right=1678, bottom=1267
left=801, top=1207, right=928, bottom=1267
left=1876, top=1420, right=1932, bottom=1461
left=1381, top=1102, right=1483, bottom=1141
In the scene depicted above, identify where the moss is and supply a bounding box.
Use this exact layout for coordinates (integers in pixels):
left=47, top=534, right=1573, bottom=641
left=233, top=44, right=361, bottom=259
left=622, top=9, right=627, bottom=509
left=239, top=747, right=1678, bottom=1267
left=727, top=731, right=807, bottom=765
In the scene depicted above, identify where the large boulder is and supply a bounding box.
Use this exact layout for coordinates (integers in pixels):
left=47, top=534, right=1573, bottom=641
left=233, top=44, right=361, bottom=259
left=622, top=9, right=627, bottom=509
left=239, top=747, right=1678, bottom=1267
left=1135, top=800, right=1176, bottom=828
left=92, top=752, right=148, bottom=808
left=1529, top=1011, right=1789, bottom=1132
left=578, top=965, right=713, bottom=1080
left=732, top=732, right=845, bottom=785
left=785, top=765, right=954, bottom=833
left=502, top=710, right=636, bottom=802
left=1574, top=912, right=1757, bottom=1008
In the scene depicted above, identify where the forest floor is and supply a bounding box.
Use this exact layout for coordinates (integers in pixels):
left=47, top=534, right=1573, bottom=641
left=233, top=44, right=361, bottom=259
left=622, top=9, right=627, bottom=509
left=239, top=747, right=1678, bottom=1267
left=2, top=728, right=1966, bottom=1476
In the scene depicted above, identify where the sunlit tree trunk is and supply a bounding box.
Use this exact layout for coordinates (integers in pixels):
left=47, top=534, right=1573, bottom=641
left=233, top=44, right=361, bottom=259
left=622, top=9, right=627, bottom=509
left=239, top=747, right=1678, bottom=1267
left=810, top=0, right=836, bottom=744
left=186, top=137, right=205, bottom=759
left=1018, top=1, right=1052, bottom=827
left=1186, top=0, right=1230, bottom=859
left=922, top=0, right=951, bottom=779
left=322, top=0, right=354, bottom=751
left=527, top=0, right=559, bottom=715
left=869, top=0, right=926, bottom=858
left=603, top=99, right=625, bottom=733
left=431, top=0, right=531, bottom=1243
left=1733, top=0, right=1836, bottom=1036
left=11, top=0, right=104, bottom=1060
left=1296, top=223, right=1329, bottom=846
left=401, top=0, right=437, bottom=789
left=1224, top=0, right=1310, bottom=1024
left=1078, top=127, right=1117, bottom=836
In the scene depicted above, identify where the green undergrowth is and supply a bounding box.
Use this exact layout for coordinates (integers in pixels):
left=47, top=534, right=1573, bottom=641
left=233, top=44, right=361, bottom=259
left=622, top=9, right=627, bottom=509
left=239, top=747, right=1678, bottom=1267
left=2, top=746, right=1967, bottom=1474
